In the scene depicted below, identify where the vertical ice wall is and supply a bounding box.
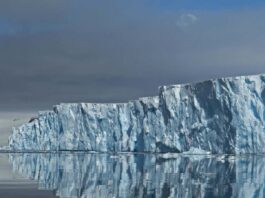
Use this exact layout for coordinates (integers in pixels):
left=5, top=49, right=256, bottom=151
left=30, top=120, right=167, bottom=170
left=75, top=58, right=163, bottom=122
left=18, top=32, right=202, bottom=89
left=8, top=73, right=265, bottom=154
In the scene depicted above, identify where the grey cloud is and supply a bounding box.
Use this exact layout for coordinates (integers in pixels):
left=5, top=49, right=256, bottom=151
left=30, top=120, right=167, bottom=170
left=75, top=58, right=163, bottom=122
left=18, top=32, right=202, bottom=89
left=0, top=1, right=265, bottom=111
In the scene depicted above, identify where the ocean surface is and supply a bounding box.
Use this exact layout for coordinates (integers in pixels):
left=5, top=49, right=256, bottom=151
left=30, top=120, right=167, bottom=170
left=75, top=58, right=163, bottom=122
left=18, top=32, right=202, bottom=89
left=0, top=152, right=264, bottom=198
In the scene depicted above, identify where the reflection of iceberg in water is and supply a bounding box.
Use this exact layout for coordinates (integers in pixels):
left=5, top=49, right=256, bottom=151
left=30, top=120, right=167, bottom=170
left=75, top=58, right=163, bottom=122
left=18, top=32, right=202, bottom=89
left=8, top=153, right=265, bottom=198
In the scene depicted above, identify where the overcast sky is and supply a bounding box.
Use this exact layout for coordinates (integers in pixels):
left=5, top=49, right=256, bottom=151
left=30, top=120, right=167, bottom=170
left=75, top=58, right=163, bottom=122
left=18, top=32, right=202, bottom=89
left=1, top=0, right=265, bottom=111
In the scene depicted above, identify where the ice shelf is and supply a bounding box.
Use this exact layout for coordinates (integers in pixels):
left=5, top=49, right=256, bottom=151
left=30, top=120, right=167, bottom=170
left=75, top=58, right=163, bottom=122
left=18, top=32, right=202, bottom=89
left=8, top=73, right=265, bottom=154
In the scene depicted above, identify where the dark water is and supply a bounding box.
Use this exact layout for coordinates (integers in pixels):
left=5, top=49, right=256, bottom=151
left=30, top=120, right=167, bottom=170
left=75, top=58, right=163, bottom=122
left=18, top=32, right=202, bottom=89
left=0, top=152, right=265, bottom=198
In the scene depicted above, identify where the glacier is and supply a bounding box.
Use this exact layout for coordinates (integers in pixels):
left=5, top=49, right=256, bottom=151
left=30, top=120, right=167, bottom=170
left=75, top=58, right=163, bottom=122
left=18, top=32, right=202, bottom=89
left=8, top=153, right=265, bottom=198
left=7, top=73, right=265, bottom=154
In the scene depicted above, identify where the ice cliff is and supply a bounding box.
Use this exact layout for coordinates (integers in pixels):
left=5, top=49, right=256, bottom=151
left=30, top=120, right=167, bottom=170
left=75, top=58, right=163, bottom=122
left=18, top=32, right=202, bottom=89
left=8, top=73, right=265, bottom=154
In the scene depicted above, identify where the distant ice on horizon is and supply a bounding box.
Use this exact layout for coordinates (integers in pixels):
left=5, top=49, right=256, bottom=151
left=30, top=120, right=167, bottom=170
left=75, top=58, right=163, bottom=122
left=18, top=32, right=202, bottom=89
left=0, top=112, right=35, bottom=147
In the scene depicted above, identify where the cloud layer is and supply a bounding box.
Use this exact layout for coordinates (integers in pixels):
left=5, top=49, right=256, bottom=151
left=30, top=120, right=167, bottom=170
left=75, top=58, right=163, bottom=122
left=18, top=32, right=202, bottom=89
left=0, top=0, right=265, bottom=111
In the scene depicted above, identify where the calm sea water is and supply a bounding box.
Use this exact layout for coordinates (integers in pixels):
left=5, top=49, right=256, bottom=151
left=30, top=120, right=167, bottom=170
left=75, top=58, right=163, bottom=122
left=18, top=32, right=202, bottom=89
left=0, top=152, right=264, bottom=198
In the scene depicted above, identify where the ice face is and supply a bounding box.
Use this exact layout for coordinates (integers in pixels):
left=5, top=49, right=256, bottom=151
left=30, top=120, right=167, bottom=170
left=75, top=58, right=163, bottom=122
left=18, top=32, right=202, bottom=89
left=8, top=153, right=265, bottom=198
left=8, top=73, right=265, bottom=154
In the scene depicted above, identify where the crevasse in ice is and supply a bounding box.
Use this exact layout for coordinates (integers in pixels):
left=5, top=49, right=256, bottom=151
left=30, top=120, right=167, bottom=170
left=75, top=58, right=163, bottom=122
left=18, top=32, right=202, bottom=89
left=8, top=73, right=265, bottom=154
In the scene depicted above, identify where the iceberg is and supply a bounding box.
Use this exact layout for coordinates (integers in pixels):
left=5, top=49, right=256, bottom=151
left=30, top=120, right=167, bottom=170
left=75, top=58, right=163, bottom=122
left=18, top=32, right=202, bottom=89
left=8, top=73, right=265, bottom=154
